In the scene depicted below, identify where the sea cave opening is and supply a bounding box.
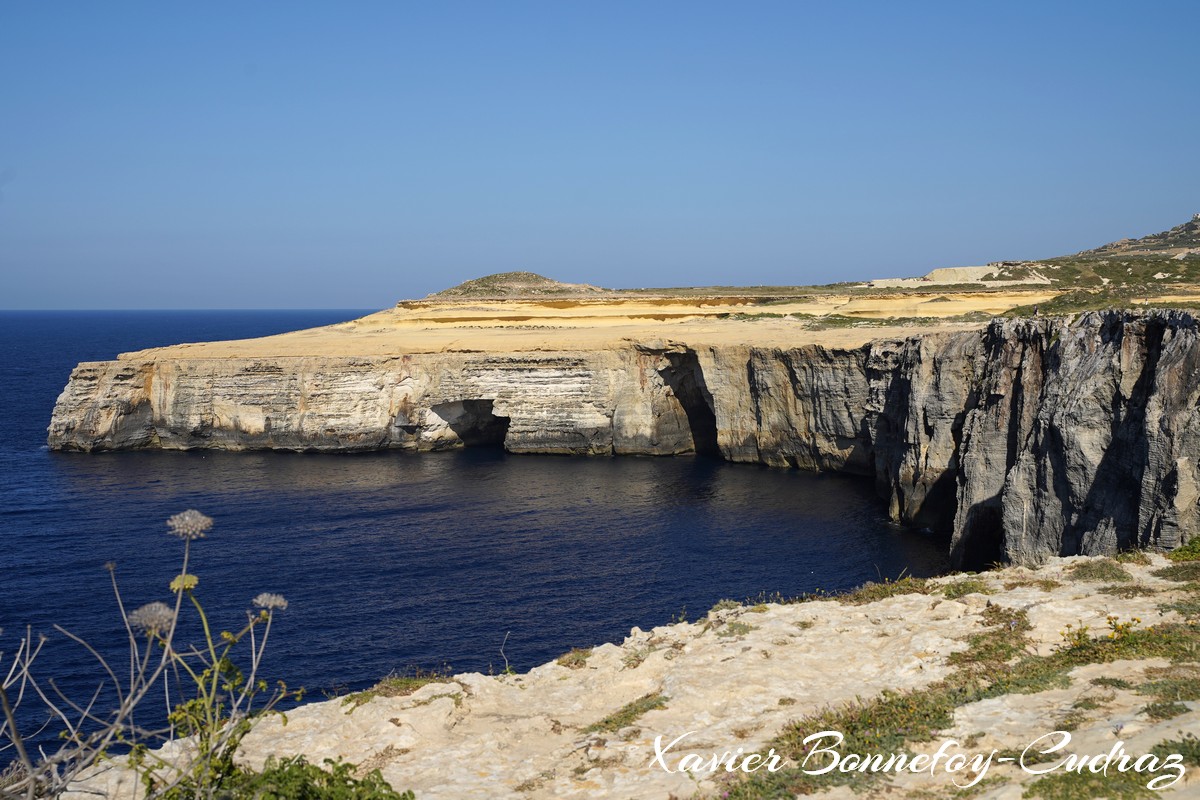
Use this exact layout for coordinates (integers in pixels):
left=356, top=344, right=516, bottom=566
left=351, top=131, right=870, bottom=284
left=660, top=352, right=721, bottom=457
left=431, top=399, right=511, bottom=448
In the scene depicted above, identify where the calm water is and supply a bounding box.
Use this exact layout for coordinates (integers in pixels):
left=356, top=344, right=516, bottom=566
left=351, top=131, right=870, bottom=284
left=0, top=311, right=947, bottom=748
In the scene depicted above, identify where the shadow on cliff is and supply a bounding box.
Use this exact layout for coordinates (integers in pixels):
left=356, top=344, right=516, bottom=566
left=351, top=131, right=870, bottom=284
left=1066, top=316, right=1164, bottom=553
left=658, top=351, right=721, bottom=457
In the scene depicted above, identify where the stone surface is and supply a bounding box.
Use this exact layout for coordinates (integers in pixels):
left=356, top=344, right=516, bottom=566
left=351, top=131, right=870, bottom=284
left=64, top=556, right=1200, bottom=799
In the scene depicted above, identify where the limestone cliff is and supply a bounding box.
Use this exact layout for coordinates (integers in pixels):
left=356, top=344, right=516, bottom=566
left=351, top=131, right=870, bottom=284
left=48, top=311, right=1200, bottom=564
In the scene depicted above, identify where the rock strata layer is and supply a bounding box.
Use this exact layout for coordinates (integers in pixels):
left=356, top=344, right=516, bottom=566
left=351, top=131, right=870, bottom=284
left=49, top=311, right=1200, bottom=564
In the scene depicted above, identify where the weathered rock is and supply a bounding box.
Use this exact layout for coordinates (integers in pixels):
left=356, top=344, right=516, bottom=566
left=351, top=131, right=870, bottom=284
left=48, top=311, right=1200, bottom=564
left=63, top=556, right=1200, bottom=799
left=952, top=312, right=1200, bottom=567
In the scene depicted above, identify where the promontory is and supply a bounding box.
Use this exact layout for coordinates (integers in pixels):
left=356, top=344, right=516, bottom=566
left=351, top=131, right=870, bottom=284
left=49, top=218, right=1200, bottom=567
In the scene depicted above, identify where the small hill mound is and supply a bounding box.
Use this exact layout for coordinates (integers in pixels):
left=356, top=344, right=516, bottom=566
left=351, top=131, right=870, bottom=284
left=1081, top=215, right=1200, bottom=255
left=429, top=271, right=611, bottom=299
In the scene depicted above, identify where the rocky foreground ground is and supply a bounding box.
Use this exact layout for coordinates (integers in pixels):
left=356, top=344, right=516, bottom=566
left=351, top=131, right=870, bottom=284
left=74, top=553, right=1200, bottom=799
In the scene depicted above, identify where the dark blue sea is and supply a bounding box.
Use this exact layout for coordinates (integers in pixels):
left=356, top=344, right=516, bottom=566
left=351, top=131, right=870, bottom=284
left=0, top=310, right=948, bottom=751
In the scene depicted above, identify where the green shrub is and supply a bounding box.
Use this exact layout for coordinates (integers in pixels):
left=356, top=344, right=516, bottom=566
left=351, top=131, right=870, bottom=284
left=709, top=598, right=742, bottom=614
left=1141, top=701, right=1189, bottom=721
left=1167, top=538, right=1200, bottom=562
left=343, top=667, right=453, bottom=710
left=1153, top=562, right=1200, bottom=582
left=1150, top=732, right=1200, bottom=767
left=584, top=693, right=668, bottom=733
left=837, top=576, right=930, bottom=605
left=942, top=577, right=993, bottom=599
left=1022, top=769, right=1154, bottom=799
left=220, top=756, right=413, bottom=799
left=1067, top=559, right=1133, bottom=583
left=718, top=621, right=754, bottom=638
left=556, top=648, right=593, bottom=670
left=1099, top=584, right=1156, bottom=598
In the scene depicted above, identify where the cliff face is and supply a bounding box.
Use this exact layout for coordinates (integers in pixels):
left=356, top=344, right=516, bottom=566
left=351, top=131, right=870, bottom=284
left=49, top=312, right=1200, bottom=564
left=953, top=312, right=1200, bottom=566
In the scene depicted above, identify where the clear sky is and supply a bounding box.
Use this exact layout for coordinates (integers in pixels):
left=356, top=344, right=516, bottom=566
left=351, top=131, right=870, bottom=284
left=2, top=1, right=1197, bottom=309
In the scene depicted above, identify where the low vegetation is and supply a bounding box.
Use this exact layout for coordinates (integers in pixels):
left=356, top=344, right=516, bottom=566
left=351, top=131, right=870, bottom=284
left=1167, top=538, right=1200, bottom=562
left=215, top=757, right=414, bottom=800
left=837, top=575, right=931, bottom=606
left=556, top=647, right=593, bottom=670
left=721, top=599, right=1200, bottom=798
left=343, top=667, right=454, bottom=710
left=1154, top=562, right=1200, bottom=582
left=1066, top=558, right=1133, bottom=583
left=584, top=693, right=668, bottom=733
left=942, top=577, right=993, bottom=599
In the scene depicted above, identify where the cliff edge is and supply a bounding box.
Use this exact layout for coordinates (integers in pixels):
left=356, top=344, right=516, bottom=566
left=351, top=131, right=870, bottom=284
left=68, top=554, right=1200, bottom=799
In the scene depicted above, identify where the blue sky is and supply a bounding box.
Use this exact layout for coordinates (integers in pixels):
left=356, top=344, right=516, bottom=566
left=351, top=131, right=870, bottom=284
left=2, top=1, right=1197, bottom=309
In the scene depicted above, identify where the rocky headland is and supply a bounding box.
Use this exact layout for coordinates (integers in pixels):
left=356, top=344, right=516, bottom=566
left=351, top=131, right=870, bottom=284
left=68, top=554, right=1200, bottom=799
left=48, top=302, right=1200, bottom=568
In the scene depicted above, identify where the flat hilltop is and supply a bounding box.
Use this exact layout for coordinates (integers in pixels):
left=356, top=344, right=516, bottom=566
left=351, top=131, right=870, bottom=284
left=120, top=216, right=1200, bottom=361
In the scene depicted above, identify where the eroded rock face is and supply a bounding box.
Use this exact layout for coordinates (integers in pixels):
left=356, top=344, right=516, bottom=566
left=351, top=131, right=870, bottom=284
left=48, top=312, right=1200, bottom=563
left=954, top=312, right=1200, bottom=567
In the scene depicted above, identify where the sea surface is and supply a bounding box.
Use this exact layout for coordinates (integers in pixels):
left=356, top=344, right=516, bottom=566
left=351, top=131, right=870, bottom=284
left=0, top=310, right=948, bottom=749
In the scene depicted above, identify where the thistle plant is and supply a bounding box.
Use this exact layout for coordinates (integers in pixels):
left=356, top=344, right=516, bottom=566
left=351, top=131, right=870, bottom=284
left=0, top=510, right=301, bottom=799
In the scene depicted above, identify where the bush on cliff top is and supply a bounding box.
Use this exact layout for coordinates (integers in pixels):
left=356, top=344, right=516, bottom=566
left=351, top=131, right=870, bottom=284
left=1167, top=538, right=1200, bottom=562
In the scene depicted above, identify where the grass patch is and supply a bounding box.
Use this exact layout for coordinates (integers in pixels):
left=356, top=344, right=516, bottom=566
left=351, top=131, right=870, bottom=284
left=1166, top=538, right=1200, bottom=562
left=556, top=648, right=592, bottom=670
left=584, top=692, right=668, bottom=733
left=1090, top=677, right=1133, bottom=690
left=1137, top=665, right=1200, bottom=702
left=1067, top=559, right=1133, bottom=583
left=1003, top=577, right=1063, bottom=592
left=837, top=576, right=930, bottom=606
left=942, top=578, right=993, bottom=599
left=1071, top=693, right=1110, bottom=711
left=1115, top=550, right=1152, bottom=565
left=1153, top=562, right=1200, bottom=582
left=621, top=647, right=654, bottom=669
left=709, top=598, right=742, bottom=614
left=223, top=756, right=414, bottom=799
left=1022, top=769, right=1155, bottom=799
left=1098, top=584, right=1156, bottom=598
left=718, top=621, right=755, bottom=638
left=1150, top=732, right=1200, bottom=767
left=1160, top=595, right=1200, bottom=619
left=343, top=667, right=453, bottom=710
left=722, top=617, right=1200, bottom=798
left=947, top=606, right=1033, bottom=669
left=1141, top=701, right=1189, bottom=721
left=1052, top=709, right=1089, bottom=731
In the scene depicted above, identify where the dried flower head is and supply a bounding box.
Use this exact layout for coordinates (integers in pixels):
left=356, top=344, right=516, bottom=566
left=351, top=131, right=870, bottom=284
left=167, top=510, right=213, bottom=540
left=252, top=593, right=288, bottom=612
left=129, top=602, right=175, bottom=636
